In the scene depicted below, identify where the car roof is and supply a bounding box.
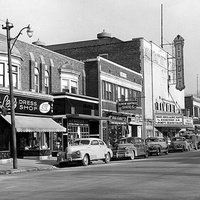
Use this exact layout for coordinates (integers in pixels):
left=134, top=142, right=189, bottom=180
left=119, top=137, right=142, bottom=140
left=75, top=138, right=102, bottom=141
left=145, top=137, right=164, bottom=139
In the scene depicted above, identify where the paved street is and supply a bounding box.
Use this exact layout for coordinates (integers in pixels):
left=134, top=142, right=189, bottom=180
left=0, top=150, right=200, bottom=200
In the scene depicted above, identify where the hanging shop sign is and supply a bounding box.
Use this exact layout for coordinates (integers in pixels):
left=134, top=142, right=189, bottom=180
left=155, top=114, right=183, bottom=126
left=109, top=115, right=127, bottom=125
left=118, top=101, right=138, bottom=110
left=0, top=94, right=53, bottom=116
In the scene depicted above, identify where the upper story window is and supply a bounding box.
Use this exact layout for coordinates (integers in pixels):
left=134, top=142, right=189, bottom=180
left=34, top=68, right=40, bottom=93
left=0, top=62, right=20, bottom=89
left=105, top=82, right=112, bottom=101
left=45, top=70, right=49, bottom=94
left=12, top=66, right=18, bottom=89
left=0, top=63, right=5, bottom=87
left=71, top=80, right=78, bottom=94
left=61, top=78, right=78, bottom=94
left=60, top=69, right=79, bottom=94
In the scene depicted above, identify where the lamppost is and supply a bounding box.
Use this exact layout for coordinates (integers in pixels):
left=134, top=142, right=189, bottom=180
left=2, top=19, right=33, bottom=169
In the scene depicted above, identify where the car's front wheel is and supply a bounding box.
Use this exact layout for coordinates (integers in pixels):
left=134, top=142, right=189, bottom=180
left=156, top=149, right=160, bottom=156
left=104, top=153, right=111, bottom=163
left=130, top=151, right=135, bottom=160
left=82, top=154, right=89, bottom=166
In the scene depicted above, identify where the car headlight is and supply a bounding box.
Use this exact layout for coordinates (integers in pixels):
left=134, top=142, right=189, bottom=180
left=74, top=150, right=81, bottom=156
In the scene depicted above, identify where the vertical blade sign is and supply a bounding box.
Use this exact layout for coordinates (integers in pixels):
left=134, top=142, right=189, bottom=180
left=174, top=35, right=185, bottom=91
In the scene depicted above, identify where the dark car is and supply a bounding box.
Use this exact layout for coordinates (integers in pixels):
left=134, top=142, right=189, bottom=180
left=169, top=136, right=191, bottom=152
left=145, top=137, right=168, bottom=156
left=112, top=137, right=149, bottom=160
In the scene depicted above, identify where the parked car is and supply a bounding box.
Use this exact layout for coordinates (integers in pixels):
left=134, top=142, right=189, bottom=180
left=169, top=136, right=191, bottom=152
left=112, top=137, right=149, bottom=160
left=57, top=138, right=113, bottom=166
left=145, top=137, right=168, bottom=156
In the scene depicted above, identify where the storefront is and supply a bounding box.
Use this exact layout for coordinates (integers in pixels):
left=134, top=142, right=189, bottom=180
left=0, top=89, right=66, bottom=162
left=52, top=93, right=109, bottom=154
left=154, top=113, right=193, bottom=139
left=104, top=112, right=129, bottom=147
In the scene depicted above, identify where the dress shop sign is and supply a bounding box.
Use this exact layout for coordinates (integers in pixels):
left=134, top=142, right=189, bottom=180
left=0, top=94, right=53, bottom=115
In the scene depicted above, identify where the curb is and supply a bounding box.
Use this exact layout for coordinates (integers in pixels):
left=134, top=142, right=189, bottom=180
left=0, top=165, right=58, bottom=175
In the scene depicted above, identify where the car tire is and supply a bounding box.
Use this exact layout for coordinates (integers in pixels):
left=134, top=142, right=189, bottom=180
left=144, top=151, right=149, bottom=158
left=104, top=153, right=111, bottom=164
left=82, top=154, right=89, bottom=166
left=156, top=149, right=160, bottom=156
left=165, top=150, right=168, bottom=155
left=129, top=151, right=135, bottom=160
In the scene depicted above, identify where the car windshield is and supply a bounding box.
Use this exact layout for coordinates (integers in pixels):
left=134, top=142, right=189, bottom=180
left=146, top=138, right=159, bottom=142
left=119, top=138, right=135, bottom=144
left=172, top=137, right=183, bottom=142
left=119, top=139, right=127, bottom=144
left=74, top=140, right=90, bottom=145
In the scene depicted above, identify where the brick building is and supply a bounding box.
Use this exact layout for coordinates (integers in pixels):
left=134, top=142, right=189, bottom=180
left=47, top=30, right=192, bottom=138
left=0, top=34, right=100, bottom=162
left=84, top=57, right=142, bottom=146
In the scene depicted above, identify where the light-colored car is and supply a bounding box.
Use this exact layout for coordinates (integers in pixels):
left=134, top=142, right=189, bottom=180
left=57, top=138, right=113, bottom=166
left=112, top=137, right=149, bottom=160
left=145, top=137, right=168, bottom=156
left=169, top=136, right=191, bottom=152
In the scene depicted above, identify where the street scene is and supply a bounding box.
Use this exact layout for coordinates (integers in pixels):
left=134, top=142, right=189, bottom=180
left=1, top=150, right=200, bottom=200
left=1, top=0, right=200, bottom=199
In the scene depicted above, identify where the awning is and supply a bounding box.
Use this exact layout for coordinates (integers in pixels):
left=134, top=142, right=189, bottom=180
left=1, top=115, right=66, bottom=132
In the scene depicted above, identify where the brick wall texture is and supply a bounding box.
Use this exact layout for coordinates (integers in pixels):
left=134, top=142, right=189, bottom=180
left=47, top=37, right=142, bottom=74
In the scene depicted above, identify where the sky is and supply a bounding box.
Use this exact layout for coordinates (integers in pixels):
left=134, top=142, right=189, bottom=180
left=0, top=0, right=199, bottom=95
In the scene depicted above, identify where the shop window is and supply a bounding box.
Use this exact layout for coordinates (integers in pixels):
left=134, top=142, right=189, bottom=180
left=0, top=128, right=10, bottom=151
left=53, top=133, right=62, bottom=151
left=44, top=70, right=49, bottom=94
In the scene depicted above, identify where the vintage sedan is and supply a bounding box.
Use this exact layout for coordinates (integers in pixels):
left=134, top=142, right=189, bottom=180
left=57, top=138, right=113, bottom=166
left=169, top=136, right=191, bottom=152
left=112, top=137, right=149, bottom=160
left=145, top=137, right=168, bottom=156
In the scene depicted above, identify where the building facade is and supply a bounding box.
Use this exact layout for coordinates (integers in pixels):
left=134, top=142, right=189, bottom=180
left=47, top=31, right=192, bottom=138
left=185, top=95, right=200, bottom=133
left=85, top=57, right=142, bottom=146
left=0, top=34, right=87, bottom=162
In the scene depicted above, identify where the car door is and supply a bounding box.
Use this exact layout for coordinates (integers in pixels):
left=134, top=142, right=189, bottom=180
left=99, top=140, right=107, bottom=159
left=90, top=140, right=101, bottom=160
left=138, top=138, right=146, bottom=155
left=134, top=138, right=143, bottom=156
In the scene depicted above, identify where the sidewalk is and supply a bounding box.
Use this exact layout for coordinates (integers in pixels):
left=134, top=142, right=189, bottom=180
left=0, top=157, right=58, bottom=175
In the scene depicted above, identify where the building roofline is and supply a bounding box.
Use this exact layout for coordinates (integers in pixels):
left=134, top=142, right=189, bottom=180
left=0, top=33, right=84, bottom=65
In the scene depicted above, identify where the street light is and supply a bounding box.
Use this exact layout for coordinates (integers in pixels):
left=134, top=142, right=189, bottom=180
left=2, top=19, right=33, bottom=169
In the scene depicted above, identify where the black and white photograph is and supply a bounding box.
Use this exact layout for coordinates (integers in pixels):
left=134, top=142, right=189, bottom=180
left=0, top=0, right=200, bottom=199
